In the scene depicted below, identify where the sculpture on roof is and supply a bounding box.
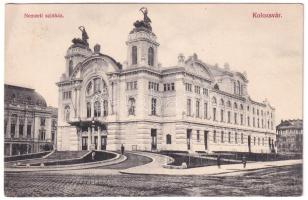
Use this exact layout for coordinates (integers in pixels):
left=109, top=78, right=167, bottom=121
left=133, top=7, right=152, bottom=31
left=72, top=26, right=89, bottom=47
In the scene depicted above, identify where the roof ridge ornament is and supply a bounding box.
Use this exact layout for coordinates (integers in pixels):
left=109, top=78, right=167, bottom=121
left=72, top=26, right=89, bottom=47
left=132, top=7, right=152, bottom=32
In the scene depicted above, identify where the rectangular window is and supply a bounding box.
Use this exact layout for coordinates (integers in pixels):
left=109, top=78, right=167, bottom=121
left=196, top=100, right=200, bottom=118
left=240, top=114, right=243, bottom=125
left=203, top=88, right=208, bottom=96
left=126, top=81, right=138, bottom=91
left=185, top=83, right=192, bottom=92
left=234, top=113, right=237, bottom=124
left=235, top=132, right=238, bottom=144
left=40, top=118, right=45, bottom=126
left=171, top=83, right=175, bottom=91
left=241, top=133, right=244, bottom=144
left=151, top=98, right=157, bottom=115
left=228, top=132, right=231, bottom=143
left=228, top=111, right=231, bottom=123
left=220, top=109, right=224, bottom=122
left=221, top=131, right=224, bottom=143
left=187, top=99, right=191, bottom=116
left=19, top=124, right=23, bottom=137
left=196, top=130, right=200, bottom=141
left=213, top=108, right=216, bottom=121
left=247, top=116, right=250, bottom=126
left=204, top=102, right=208, bottom=119
left=27, top=125, right=31, bottom=138
left=213, top=130, right=216, bottom=143
left=10, top=124, right=15, bottom=138
left=166, top=134, right=172, bottom=144
left=194, top=86, right=200, bottom=94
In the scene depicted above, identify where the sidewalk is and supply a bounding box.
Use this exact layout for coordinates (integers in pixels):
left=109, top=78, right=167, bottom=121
left=120, top=152, right=303, bottom=176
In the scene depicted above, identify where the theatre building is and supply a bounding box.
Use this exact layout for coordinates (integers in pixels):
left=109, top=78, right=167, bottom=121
left=4, top=84, right=58, bottom=156
left=56, top=9, right=276, bottom=153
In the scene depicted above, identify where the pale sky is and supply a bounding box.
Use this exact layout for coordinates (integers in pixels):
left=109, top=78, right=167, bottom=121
left=5, top=4, right=303, bottom=122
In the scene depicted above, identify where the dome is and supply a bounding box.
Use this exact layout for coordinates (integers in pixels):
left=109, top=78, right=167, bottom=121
left=4, top=84, right=47, bottom=107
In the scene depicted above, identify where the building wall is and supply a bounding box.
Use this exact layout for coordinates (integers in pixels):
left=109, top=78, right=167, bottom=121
left=56, top=20, right=276, bottom=153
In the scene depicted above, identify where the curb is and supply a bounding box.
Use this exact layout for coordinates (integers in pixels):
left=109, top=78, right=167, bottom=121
left=5, top=152, right=127, bottom=172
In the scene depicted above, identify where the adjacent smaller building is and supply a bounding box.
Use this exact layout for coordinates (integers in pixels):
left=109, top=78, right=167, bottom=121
left=4, top=84, right=58, bottom=156
left=276, top=119, right=303, bottom=153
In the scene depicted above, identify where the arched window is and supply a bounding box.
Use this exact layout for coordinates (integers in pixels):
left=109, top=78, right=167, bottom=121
left=234, top=102, right=238, bottom=109
left=148, top=47, right=154, bottom=66
left=132, top=46, right=138, bottom=65
left=103, top=100, right=108, bottom=116
left=64, top=105, right=70, bottom=122
left=220, top=99, right=225, bottom=106
left=212, top=97, right=217, bottom=105
left=128, top=97, right=136, bottom=115
left=68, top=60, right=73, bottom=76
left=94, top=101, right=101, bottom=117
left=87, top=102, right=91, bottom=118
left=94, top=78, right=101, bottom=93
left=86, top=81, right=92, bottom=95
left=166, top=134, right=172, bottom=144
left=227, top=100, right=231, bottom=108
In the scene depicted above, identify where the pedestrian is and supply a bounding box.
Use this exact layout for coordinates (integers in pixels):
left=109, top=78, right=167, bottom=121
left=121, top=144, right=125, bottom=155
left=242, top=155, right=247, bottom=168
left=217, top=155, right=221, bottom=168
left=91, top=151, right=96, bottom=161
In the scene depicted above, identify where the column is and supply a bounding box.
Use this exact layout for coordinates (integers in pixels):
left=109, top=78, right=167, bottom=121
left=74, top=89, right=77, bottom=117
left=97, top=126, right=101, bottom=150
left=6, top=115, right=11, bottom=138
left=9, top=143, right=12, bottom=156
left=76, top=88, right=80, bottom=117
left=54, top=128, right=58, bottom=150
left=15, top=116, right=20, bottom=138
left=23, top=117, right=28, bottom=138
left=87, top=127, right=91, bottom=150
left=92, top=126, right=95, bottom=146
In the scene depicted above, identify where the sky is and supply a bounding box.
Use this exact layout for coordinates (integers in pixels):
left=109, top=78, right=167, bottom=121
left=5, top=4, right=303, bottom=122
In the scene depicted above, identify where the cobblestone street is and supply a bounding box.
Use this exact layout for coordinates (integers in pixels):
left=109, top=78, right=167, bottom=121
left=4, top=164, right=302, bottom=196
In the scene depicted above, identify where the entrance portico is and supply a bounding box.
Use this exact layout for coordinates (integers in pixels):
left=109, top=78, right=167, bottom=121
left=69, top=119, right=107, bottom=151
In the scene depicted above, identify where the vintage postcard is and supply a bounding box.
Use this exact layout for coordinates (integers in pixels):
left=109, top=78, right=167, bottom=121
left=3, top=3, right=303, bottom=197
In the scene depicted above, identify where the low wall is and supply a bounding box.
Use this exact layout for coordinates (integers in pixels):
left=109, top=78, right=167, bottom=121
left=5, top=151, right=51, bottom=162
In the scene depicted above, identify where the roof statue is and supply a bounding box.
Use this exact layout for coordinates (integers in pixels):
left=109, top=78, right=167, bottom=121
left=72, top=26, right=89, bottom=47
left=133, top=7, right=152, bottom=32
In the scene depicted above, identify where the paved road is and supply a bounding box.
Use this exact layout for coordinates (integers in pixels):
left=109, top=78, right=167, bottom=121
left=4, top=164, right=302, bottom=196
left=98, top=152, right=152, bottom=169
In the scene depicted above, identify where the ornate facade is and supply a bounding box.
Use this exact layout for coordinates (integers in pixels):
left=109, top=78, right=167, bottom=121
left=57, top=9, right=276, bottom=153
left=276, top=119, right=303, bottom=153
left=4, top=84, right=58, bottom=156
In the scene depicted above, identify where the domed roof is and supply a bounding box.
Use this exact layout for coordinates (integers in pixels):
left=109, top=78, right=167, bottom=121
left=4, top=84, right=47, bottom=107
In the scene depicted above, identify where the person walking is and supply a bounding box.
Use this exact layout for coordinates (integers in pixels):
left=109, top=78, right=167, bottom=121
left=242, top=155, right=247, bottom=168
left=217, top=155, right=221, bottom=168
left=121, top=144, right=125, bottom=155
